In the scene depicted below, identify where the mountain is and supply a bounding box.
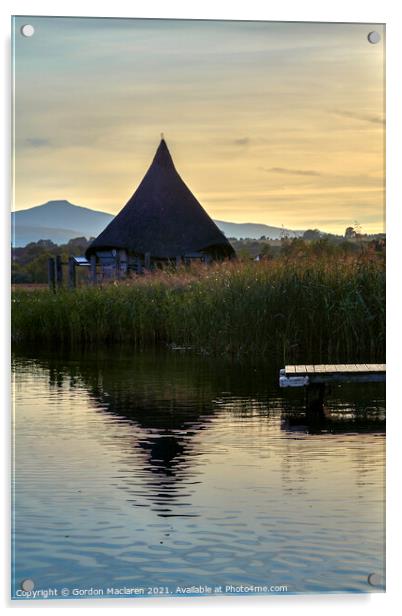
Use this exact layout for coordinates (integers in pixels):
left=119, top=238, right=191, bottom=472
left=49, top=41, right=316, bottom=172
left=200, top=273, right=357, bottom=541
left=214, top=220, right=302, bottom=240
left=13, top=225, right=92, bottom=247
left=11, top=200, right=302, bottom=247
left=11, top=200, right=113, bottom=247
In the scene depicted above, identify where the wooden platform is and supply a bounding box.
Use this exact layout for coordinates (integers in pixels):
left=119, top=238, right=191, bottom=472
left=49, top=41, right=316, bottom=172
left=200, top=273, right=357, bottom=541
left=280, top=364, right=386, bottom=387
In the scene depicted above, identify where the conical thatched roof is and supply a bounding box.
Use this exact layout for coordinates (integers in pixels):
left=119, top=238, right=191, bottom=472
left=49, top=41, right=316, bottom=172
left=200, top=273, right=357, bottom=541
left=86, top=139, right=234, bottom=259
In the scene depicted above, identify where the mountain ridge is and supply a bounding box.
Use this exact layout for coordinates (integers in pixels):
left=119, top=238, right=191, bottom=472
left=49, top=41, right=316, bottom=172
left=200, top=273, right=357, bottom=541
left=12, top=200, right=303, bottom=247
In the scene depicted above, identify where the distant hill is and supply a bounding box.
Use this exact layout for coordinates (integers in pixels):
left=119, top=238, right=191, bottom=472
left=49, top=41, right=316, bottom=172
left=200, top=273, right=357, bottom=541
left=11, top=200, right=114, bottom=247
left=214, top=220, right=303, bottom=240
left=11, top=200, right=303, bottom=247
left=12, top=225, right=91, bottom=247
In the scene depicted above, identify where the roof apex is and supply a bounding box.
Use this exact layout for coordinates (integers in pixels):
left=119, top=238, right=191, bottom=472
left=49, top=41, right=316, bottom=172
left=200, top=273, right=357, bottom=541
left=152, top=138, right=175, bottom=169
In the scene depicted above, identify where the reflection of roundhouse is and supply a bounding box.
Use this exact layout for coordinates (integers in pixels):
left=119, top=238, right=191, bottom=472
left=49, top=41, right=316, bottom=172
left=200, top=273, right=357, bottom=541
left=67, top=352, right=221, bottom=483
left=86, top=139, right=235, bottom=274
left=67, top=351, right=221, bottom=516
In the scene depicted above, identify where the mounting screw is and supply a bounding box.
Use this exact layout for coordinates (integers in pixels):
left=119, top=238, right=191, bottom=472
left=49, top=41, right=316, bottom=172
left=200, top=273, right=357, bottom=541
left=21, top=24, right=35, bottom=37
left=21, top=579, right=35, bottom=591
left=367, top=31, right=380, bottom=44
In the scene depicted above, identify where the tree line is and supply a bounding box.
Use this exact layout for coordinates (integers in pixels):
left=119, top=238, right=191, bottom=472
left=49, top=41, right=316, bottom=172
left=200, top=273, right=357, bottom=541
left=12, top=232, right=385, bottom=285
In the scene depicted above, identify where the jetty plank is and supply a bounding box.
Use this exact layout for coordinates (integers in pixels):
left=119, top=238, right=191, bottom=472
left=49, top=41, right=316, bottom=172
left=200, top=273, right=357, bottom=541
left=280, top=363, right=386, bottom=389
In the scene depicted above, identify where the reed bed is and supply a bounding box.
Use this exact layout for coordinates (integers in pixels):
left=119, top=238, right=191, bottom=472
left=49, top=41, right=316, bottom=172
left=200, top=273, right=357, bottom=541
left=12, top=256, right=385, bottom=363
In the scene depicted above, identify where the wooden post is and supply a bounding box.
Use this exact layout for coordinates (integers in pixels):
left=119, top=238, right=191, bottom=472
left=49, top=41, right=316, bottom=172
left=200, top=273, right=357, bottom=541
left=90, top=255, right=97, bottom=284
left=306, top=383, right=325, bottom=415
left=48, top=257, right=55, bottom=292
left=121, top=251, right=128, bottom=276
left=115, top=252, right=120, bottom=280
left=55, top=255, right=63, bottom=288
left=176, top=255, right=182, bottom=267
left=144, top=252, right=151, bottom=270
left=68, top=257, right=76, bottom=289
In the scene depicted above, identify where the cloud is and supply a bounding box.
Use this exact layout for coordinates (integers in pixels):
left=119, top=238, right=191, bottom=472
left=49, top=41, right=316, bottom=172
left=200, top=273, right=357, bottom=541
left=233, top=137, right=250, bottom=146
left=263, top=166, right=321, bottom=177
left=25, top=138, right=51, bottom=148
left=13, top=17, right=385, bottom=234
left=329, top=109, right=385, bottom=126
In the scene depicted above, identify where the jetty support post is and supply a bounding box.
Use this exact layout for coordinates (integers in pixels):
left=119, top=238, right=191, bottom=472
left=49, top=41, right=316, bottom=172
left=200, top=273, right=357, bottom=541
left=68, top=257, right=76, bottom=289
left=90, top=255, right=97, bottom=284
left=305, top=383, right=326, bottom=415
left=279, top=369, right=325, bottom=415
left=55, top=255, right=63, bottom=289
left=144, top=252, right=151, bottom=270
left=48, top=257, right=56, bottom=292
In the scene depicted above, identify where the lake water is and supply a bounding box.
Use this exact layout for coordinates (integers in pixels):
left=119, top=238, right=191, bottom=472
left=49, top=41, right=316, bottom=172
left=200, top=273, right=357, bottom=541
left=12, top=350, right=385, bottom=599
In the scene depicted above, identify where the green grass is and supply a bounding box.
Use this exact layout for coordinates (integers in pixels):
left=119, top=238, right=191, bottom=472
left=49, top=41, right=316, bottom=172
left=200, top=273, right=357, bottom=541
left=12, top=255, right=385, bottom=363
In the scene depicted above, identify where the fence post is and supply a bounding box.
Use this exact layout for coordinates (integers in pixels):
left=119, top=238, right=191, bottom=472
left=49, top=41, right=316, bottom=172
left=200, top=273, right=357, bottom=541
left=144, top=252, right=151, bottom=270
left=90, top=255, right=97, bottom=284
left=115, top=252, right=121, bottom=280
left=48, top=257, right=55, bottom=292
left=136, top=256, right=143, bottom=275
left=68, top=257, right=76, bottom=289
left=55, top=255, right=63, bottom=288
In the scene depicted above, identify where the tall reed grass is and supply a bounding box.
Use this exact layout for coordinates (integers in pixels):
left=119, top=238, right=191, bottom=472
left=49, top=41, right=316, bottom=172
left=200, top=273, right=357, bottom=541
left=12, top=256, right=385, bottom=362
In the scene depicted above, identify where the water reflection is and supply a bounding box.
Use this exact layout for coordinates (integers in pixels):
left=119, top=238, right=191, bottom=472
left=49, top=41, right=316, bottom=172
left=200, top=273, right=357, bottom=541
left=12, top=349, right=385, bottom=595
left=281, top=410, right=385, bottom=435
left=15, top=350, right=386, bottom=515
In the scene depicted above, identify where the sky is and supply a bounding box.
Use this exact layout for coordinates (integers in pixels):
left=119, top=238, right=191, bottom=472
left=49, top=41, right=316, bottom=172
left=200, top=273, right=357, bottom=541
left=13, top=17, right=385, bottom=234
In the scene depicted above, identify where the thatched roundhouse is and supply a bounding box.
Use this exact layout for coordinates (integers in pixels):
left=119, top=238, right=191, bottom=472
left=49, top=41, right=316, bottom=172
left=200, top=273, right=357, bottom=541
left=86, top=139, right=235, bottom=274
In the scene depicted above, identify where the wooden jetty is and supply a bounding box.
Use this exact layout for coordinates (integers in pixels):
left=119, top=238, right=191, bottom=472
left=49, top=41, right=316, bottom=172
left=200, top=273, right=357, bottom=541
left=279, top=364, right=386, bottom=413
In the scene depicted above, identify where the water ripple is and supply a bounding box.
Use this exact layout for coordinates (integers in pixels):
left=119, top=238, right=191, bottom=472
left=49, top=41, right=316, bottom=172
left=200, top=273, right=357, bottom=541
left=12, top=352, right=385, bottom=596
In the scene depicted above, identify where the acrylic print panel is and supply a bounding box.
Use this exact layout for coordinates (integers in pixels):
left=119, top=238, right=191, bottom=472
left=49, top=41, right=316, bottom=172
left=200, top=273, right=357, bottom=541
left=11, top=16, right=385, bottom=600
